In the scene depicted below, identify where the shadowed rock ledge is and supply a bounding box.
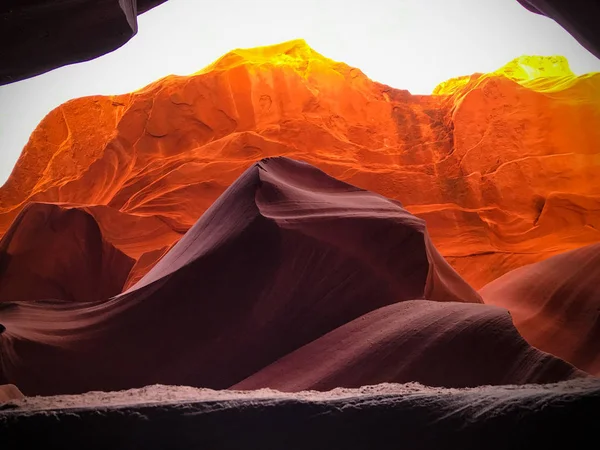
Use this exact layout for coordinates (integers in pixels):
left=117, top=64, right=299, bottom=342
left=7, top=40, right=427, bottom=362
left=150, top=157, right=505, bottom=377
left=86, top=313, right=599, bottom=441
left=1, top=380, right=599, bottom=450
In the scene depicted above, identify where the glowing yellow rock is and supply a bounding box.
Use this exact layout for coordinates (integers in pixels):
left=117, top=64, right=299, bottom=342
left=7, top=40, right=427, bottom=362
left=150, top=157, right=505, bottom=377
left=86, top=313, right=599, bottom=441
left=434, top=55, right=600, bottom=96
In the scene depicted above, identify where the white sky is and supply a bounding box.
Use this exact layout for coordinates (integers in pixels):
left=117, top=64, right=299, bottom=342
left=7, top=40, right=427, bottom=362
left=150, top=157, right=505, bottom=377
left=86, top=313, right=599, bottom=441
left=1, top=0, right=598, bottom=185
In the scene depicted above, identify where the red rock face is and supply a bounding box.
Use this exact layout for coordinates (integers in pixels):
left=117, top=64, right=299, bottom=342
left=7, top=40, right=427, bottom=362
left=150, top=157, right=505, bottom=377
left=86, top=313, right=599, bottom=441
left=0, top=203, right=134, bottom=303
left=1, top=40, right=598, bottom=290
left=0, top=158, right=585, bottom=396
left=0, top=41, right=598, bottom=395
left=0, top=158, right=488, bottom=396
left=233, top=300, right=584, bottom=391
left=480, top=242, right=600, bottom=376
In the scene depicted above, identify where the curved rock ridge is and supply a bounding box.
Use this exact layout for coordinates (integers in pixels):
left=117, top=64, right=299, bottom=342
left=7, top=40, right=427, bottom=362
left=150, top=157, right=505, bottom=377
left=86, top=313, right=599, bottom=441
left=123, top=245, right=173, bottom=290
left=480, top=242, right=600, bottom=376
left=517, top=0, right=600, bottom=59
left=233, top=300, right=585, bottom=392
left=0, top=157, right=481, bottom=396
left=0, top=0, right=168, bottom=85
left=1, top=40, right=599, bottom=288
left=0, top=202, right=134, bottom=303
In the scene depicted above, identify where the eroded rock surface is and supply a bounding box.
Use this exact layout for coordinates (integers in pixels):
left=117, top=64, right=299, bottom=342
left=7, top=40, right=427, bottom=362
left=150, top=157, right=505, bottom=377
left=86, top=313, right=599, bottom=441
left=233, top=300, right=585, bottom=391
left=0, top=158, right=485, bottom=396
left=1, top=40, right=598, bottom=288
left=0, top=203, right=134, bottom=303
left=0, top=0, right=167, bottom=85
left=481, top=242, right=600, bottom=375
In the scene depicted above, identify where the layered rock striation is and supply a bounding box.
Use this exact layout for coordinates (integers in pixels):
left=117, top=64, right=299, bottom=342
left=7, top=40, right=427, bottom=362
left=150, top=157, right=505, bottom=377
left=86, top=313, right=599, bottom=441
left=2, top=40, right=598, bottom=289
left=0, top=42, right=598, bottom=397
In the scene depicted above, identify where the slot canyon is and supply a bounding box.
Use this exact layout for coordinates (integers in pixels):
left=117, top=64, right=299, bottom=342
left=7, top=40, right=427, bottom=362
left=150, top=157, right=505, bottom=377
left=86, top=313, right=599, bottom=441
left=1, top=2, right=600, bottom=448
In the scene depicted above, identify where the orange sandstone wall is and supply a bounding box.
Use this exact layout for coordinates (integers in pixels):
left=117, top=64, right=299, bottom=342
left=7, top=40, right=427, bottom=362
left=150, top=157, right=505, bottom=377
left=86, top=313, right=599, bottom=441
left=1, top=40, right=598, bottom=288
